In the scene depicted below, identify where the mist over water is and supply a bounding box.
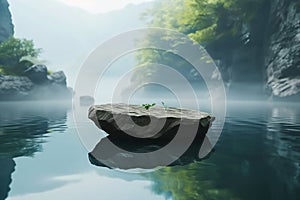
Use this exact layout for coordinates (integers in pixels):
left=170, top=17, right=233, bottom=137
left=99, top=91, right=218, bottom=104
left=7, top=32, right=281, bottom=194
left=1, top=0, right=299, bottom=199
left=0, top=100, right=299, bottom=200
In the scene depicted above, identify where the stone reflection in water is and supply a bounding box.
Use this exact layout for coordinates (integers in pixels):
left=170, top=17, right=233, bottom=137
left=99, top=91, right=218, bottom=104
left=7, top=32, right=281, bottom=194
left=88, top=131, right=212, bottom=170
left=0, top=102, right=69, bottom=199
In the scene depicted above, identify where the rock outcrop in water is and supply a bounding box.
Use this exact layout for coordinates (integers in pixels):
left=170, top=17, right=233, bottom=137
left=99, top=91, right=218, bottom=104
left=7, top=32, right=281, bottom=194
left=0, top=1, right=71, bottom=101
left=0, top=0, right=14, bottom=43
left=89, top=104, right=214, bottom=139
left=0, top=65, right=72, bottom=101
left=88, top=103, right=214, bottom=170
left=24, top=64, right=48, bottom=84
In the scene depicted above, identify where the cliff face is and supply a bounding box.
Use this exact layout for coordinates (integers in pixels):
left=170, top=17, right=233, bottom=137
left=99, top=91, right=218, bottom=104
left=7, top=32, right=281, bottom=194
left=265, top=0, right=300, bottom=98
left=208, top=1, right=270, bottom=99
left=0, top=0, right=14, bottom=43
left=209, top=0, right=300, bottom=100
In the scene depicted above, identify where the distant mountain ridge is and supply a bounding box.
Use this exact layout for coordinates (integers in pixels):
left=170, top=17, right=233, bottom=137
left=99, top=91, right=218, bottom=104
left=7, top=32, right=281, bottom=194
left=8, top=0, right=152, bottom=85
left=0, top=0, right=14, bottom=43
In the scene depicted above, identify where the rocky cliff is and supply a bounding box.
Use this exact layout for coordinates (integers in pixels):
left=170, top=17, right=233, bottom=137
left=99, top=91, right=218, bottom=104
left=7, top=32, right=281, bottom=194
left=0, top=0, right=14, bottom=43
left=265, top=0, right=300, bottom=98
left=207, top=0, right=300, bottom=100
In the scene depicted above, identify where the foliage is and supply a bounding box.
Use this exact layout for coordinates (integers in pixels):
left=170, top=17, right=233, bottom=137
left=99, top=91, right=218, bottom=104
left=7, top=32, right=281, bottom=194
left=144, top=0, right=267, bottom=45
left=135, top=0, right=268, bottom=82
left=0, top=37, right=42, bottom=75
left=147, top=162, right=241, bottom=200
left=47, top=70, right=53, bottom=75
left=134, top=47, right=202, bottom=83
left=142, top=103, right=156, bottom=110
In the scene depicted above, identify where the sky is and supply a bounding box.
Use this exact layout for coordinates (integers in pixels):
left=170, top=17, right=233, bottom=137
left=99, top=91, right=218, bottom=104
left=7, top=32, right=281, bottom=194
left=55, top=0, right=155, bottom=14
left=7, top=0, right=152, bottom=86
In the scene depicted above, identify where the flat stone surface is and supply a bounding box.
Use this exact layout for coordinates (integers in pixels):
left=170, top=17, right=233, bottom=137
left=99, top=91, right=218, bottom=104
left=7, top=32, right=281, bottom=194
left=89, top=103, right=214, bottom=139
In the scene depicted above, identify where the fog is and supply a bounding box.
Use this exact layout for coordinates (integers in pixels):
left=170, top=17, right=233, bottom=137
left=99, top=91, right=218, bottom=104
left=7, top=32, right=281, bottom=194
left=7, top=0, right=296, bottom=102
left=8, top=0, right=151, bottom=86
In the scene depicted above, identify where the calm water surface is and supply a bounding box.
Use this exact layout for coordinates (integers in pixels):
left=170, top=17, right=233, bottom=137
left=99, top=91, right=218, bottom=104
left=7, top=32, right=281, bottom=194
left=0, top=101, right=299, bottom=200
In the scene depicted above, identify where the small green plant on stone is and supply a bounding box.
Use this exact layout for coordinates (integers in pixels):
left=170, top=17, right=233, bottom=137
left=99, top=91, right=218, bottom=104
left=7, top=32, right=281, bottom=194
left=142, top=103, right=156, bottom=110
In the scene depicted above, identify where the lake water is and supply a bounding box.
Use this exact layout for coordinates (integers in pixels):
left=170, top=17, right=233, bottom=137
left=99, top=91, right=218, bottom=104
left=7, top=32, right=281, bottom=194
left=0, top=101, right=299, bottom=200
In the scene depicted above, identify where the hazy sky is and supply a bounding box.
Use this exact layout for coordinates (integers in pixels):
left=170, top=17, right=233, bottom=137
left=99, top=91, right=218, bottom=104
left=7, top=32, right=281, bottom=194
left=55, top=0, right=154, bottom=13
left=7, top=0, right=152, bottom=86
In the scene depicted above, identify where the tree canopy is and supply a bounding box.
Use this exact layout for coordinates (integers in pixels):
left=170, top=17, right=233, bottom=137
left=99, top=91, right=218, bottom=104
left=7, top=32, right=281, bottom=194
left=143, top=0, right=267, bottom=45
left=0, top=37, right=42, bottom=75
left=133, top=0, right=269, bottom=84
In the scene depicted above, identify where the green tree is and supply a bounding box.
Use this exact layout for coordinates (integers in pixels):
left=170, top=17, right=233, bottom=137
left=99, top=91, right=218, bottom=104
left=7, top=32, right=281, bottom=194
left=135, top=0, right=269, bottom=83
left=143, top=0, right=267, bottom=45
left=0, top=37, right=42, bottom=75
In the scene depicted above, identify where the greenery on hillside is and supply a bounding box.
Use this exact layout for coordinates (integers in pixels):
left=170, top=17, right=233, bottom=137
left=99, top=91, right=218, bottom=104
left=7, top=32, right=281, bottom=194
left=0, top=37, right=42, bottom=75
left=135, top=0, right=268, bottom=82
left=144, top=0, right=267, bottom=44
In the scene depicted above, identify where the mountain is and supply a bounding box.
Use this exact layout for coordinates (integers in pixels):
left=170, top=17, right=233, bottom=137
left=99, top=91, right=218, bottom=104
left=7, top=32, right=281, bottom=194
left=0, top=0, right=14, bottom=43
left=8, top=0, right=152, bottom=85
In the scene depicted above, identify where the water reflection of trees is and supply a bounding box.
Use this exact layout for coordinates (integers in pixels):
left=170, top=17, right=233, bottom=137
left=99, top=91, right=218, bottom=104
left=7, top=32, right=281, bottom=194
left=0, top=102, right=69, bottom=200
left=147, top=162, right=240, bottom=200
left=0, top=159, right=15, bottom=200
left=146, top=103, right=300, bottom=200
left=0, top=102, right=69, bottom=158
left=0, top=117, right=48, bottom=158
